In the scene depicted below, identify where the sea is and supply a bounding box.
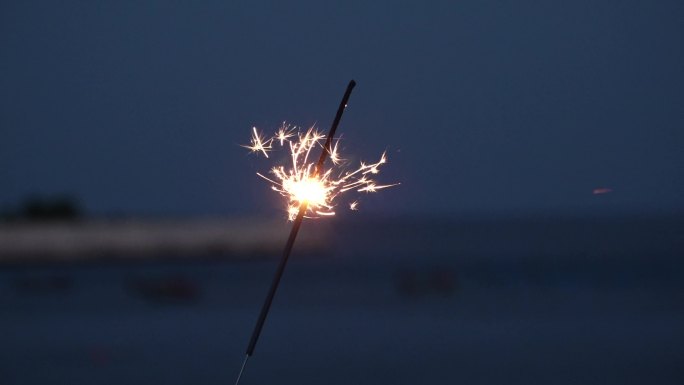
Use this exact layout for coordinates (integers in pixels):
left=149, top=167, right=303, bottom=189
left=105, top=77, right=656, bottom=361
left=1, top=215, right=683, bottom=384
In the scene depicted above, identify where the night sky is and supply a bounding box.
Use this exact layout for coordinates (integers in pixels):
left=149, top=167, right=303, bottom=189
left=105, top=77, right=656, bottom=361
left=2, top=0, right=683, bottom=217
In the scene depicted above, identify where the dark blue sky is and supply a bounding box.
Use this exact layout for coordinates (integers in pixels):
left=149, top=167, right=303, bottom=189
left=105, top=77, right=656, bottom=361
left=2, top=0, right=683, bottom=217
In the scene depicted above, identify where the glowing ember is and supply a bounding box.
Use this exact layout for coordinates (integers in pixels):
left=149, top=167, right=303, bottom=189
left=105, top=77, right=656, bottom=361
left=593, top=187, right=613, bottom=195
left=246, top=123, right=397, bottom=220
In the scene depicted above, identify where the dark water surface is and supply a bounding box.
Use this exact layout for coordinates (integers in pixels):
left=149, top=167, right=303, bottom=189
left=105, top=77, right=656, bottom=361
left=2, top=217, right=683, bottom=384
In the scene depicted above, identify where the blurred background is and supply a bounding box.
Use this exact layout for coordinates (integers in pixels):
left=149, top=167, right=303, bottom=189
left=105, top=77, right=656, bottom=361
left=1, top=1, right=683, bottom=384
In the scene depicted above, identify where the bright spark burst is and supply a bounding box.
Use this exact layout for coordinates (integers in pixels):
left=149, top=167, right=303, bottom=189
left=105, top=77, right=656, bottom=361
left=242, top=127, right=272, bottom=158
left=246, top=124, right=397, bottom=220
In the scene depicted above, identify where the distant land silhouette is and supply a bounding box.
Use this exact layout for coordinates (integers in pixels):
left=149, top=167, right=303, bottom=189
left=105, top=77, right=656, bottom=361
left=1, top=195, right=81, bottom=222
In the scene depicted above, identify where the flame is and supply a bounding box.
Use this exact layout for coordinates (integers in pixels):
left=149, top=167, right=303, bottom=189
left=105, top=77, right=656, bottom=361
left=246, top=123, right=397, bottom=220
left=285, top=177, right=328, bottom=206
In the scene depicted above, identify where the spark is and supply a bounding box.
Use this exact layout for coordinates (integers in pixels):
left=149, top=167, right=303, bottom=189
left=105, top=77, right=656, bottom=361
left=275, top=123, right=296, bottom=146
left=329, top=140, right=343, bottom=165
left=242, top=127, right=272, bottom=158
left=245, top=124, right=397, bottom=220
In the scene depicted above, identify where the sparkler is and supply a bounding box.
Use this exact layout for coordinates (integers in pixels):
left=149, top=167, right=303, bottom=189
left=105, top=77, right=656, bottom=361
left=244, top=122, right=394, bottom=221
left=235, top=80, right=395, bottom=384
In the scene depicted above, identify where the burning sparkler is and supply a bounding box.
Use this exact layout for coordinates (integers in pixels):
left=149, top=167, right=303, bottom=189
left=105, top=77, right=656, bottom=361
left=244, top=123, right=396, bottom=221
left=234, top=80, right=396, bottom=385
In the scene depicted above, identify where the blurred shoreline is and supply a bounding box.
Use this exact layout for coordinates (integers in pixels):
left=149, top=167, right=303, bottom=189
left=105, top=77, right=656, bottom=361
left=1, top=214, right=681, bottom=266
left=0, top=218, right=328, bottom=264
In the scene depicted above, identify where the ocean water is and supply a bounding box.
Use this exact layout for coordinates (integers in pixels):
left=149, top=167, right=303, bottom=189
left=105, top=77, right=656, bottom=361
left=1, top=216, right=683, bottom=384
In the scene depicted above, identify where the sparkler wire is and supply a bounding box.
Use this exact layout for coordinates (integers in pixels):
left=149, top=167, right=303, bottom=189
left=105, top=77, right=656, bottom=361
left=235, top=80, right=356, bottom=384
